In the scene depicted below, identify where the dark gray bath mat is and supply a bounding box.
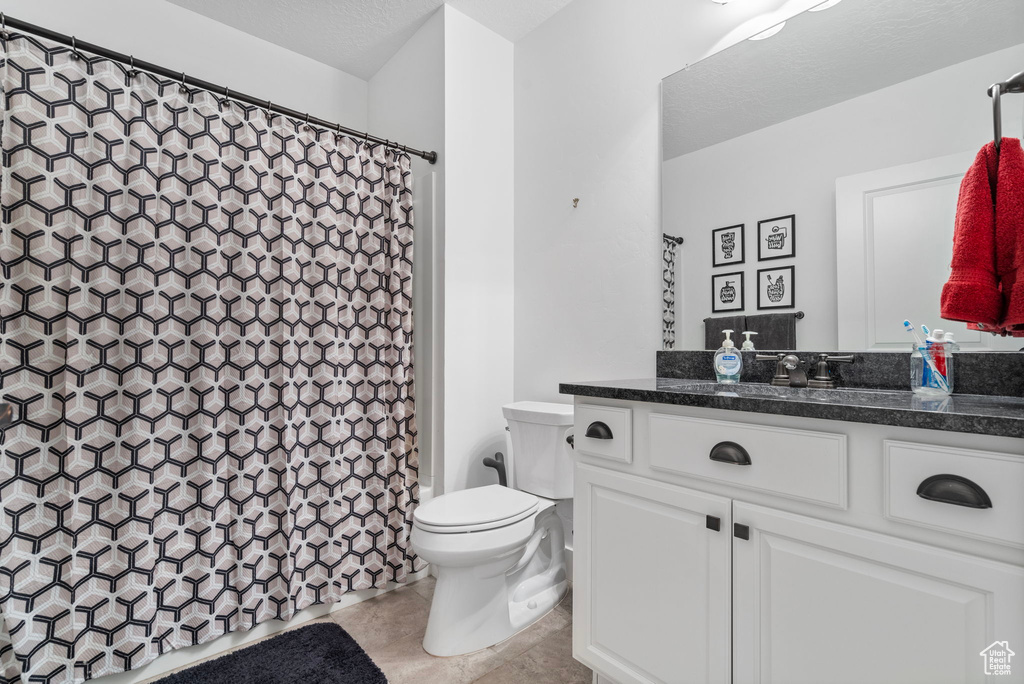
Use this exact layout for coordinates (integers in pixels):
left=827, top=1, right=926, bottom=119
left=154, top=622, right=387, bottom=684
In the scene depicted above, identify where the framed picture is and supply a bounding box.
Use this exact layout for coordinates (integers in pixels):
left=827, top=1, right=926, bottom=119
left=711, top=271, right=744, bottom=313
left=712, top=224, right=744, bottom=267
left=757, top=265, right=795, bottom=309
left=757, top=214, right=796, bottom=261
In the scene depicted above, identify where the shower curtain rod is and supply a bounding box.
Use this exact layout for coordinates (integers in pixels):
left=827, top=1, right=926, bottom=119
left=0, top=13, right=439, bottom=164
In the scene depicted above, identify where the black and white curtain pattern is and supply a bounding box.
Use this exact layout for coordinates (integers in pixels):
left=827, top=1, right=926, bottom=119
left=0, top=33, right=421, bottom=684
left=662, top=235, right=680, bottom=349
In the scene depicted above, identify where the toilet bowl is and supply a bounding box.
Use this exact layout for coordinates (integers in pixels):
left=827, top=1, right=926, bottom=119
left=411, top=401, right=574, bottom=657
left=412, top=485, right=567, bottom=656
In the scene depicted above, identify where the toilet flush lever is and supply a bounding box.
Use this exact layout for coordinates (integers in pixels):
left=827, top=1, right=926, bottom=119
left=482, top=452, right=508, bottom=487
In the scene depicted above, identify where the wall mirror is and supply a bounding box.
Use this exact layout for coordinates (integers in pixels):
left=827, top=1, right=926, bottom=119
left=662, top=0, right=1024, bottom=351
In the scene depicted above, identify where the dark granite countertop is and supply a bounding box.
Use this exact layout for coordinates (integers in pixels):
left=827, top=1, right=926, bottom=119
left=558, top=378, right=1024, bottom=438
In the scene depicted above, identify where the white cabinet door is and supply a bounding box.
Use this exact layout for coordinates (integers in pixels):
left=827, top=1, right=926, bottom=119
left=733, top=502, right=1024, bottom=684
left=573, top=463, right=731, bottom=684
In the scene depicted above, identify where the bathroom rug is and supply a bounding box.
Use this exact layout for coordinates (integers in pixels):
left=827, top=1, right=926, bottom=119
left=152, top=622, right=387, bottom=683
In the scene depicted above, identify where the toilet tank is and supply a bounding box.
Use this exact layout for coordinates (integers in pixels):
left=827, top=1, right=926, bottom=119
left=502, top=401, right=574, bottom=499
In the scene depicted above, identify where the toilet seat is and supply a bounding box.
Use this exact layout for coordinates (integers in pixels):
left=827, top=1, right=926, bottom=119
left=413, top=485, right=540, bottom=534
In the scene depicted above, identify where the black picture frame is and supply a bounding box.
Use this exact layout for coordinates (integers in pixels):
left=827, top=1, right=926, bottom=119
left=757, top=265, right=795, bottom=310
left=711, top=271, right=744, bottom=313
left=712, top=224, right=745, bottom=267
left=757, top=214, right=796, bottom=261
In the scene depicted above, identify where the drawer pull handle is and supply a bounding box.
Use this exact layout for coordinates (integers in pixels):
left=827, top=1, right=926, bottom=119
left=585, top=421, right=613, bottom=440
left=709, top=441, right=751, bottom=466
left=916, top=474, right=992, bottom=509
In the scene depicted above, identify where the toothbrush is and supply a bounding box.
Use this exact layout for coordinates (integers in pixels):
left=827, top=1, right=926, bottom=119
left=904, top=320, right=949, bottom=392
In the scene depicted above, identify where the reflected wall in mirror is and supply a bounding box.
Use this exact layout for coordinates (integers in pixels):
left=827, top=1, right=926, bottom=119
left=662, top=0, right=1024, bottom=351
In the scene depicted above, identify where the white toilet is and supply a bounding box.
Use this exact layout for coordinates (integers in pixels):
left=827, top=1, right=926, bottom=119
left=411, top=401, right=573, bottom=657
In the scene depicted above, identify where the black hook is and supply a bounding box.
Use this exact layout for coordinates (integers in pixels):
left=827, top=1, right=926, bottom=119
left=126, top=55, right=138, bottom=80
left=70, top=36, right=80, bottom=60
left=178, top=71, right=187, bottom=94
left=1, top=13, right=9, bottom=40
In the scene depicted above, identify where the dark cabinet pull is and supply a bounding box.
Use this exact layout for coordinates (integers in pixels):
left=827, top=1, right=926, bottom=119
left=916, top=474, right=992, bottom=509
left=709, top=441, right=751, bottom=466
left=585, top=421, right=613, bottom=440
left=706, top=515, right=721, bottom=532
left=566, top=434, right=575, bottom=449
left=734, top=523, right=750, bottom=540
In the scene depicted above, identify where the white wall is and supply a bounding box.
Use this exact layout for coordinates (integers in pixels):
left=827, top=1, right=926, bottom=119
left=2, top=0, right=368, bottom=128
left=442, top=6, right=515, bottom=493
left=513, top=0, right=812, bottom=402
left=368, top=10, right=446, bottom=494
left=664, top=44, right=1024, bottom=350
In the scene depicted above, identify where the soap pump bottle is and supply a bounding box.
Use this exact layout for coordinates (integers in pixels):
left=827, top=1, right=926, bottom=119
left=741, top=331, right=758, bottom=351
left=714, top=329, right=743, bottom=384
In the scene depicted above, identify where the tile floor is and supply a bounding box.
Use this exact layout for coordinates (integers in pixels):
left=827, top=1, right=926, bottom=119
left=146, top=576, right=591, bottom=684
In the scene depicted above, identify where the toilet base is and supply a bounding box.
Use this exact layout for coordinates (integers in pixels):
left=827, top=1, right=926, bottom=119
left=421, top=508, right=567, bottom=657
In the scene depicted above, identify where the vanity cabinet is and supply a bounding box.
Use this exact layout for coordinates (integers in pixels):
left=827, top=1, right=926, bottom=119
left=571, top=400, right=1024, bottom=684
left=732, top=503, right=1024, bottom=684
left=574, top=464, right=732, bottom=684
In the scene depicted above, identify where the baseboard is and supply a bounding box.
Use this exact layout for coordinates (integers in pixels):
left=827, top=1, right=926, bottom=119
left=92, top=568, right=431, bottom=684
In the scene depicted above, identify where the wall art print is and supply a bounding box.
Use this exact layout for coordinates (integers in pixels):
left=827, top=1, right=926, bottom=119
left=711, top=271, right=744, bottom=313
left=712, top=224, right=744, bottom=267
left=758, top=265, right=796, bottom=309
left=757, top=214, right=796, bottom=261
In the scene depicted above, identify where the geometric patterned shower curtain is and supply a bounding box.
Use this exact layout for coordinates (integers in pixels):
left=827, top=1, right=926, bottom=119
left=0, top=33, right=421, bottom=684
left=662, top=235, right=681, bottom=349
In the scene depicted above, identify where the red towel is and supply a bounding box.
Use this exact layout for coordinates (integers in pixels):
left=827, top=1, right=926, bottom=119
left=941, top=138, right=1024, bottom=336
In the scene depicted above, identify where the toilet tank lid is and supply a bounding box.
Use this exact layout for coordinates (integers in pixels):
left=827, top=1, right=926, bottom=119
left=502, top=401, right=574, bottom=426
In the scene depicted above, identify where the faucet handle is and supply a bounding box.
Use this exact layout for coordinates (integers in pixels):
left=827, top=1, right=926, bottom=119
left=818, top=353, right=854, bottom=364
left=756, top=352, right=792, bottom=386
left=810, top=353, right=855, bottom=387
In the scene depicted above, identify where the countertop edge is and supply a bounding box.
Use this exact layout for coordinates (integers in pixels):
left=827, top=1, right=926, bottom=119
left=558, top=383, right=1024, bottom=439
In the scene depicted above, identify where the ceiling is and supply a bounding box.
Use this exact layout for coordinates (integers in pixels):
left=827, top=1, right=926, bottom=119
left=663, top=0, right=1024, bottom=159
left=166, top=0, right=574, bottom=80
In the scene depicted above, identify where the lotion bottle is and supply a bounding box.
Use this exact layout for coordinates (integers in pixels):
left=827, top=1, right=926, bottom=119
left=714, top=330, right=743, bottom=384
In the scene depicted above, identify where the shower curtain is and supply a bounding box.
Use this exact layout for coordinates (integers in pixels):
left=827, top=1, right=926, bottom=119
left=0, top=34, right=421, bottom=684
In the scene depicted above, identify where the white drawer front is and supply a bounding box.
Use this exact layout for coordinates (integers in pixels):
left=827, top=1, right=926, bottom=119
left=649, top=414, right=847, bottom=508
left=574, top=404, right=632, bottom=464
left=885, top=440, right=1024, bottom=548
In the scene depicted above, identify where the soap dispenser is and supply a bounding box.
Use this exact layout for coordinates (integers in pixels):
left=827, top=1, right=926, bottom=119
left=714, top=329, right=743, bottom=384
left=741, top=331, right=758, bottom=351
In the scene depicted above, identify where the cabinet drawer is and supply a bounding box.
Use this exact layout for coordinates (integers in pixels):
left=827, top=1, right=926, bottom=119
left=574, top=404, right=632, bottom=464
left=885, top=440, right=1024, bottom=548
left=649, top=414, right=847, bottom=508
